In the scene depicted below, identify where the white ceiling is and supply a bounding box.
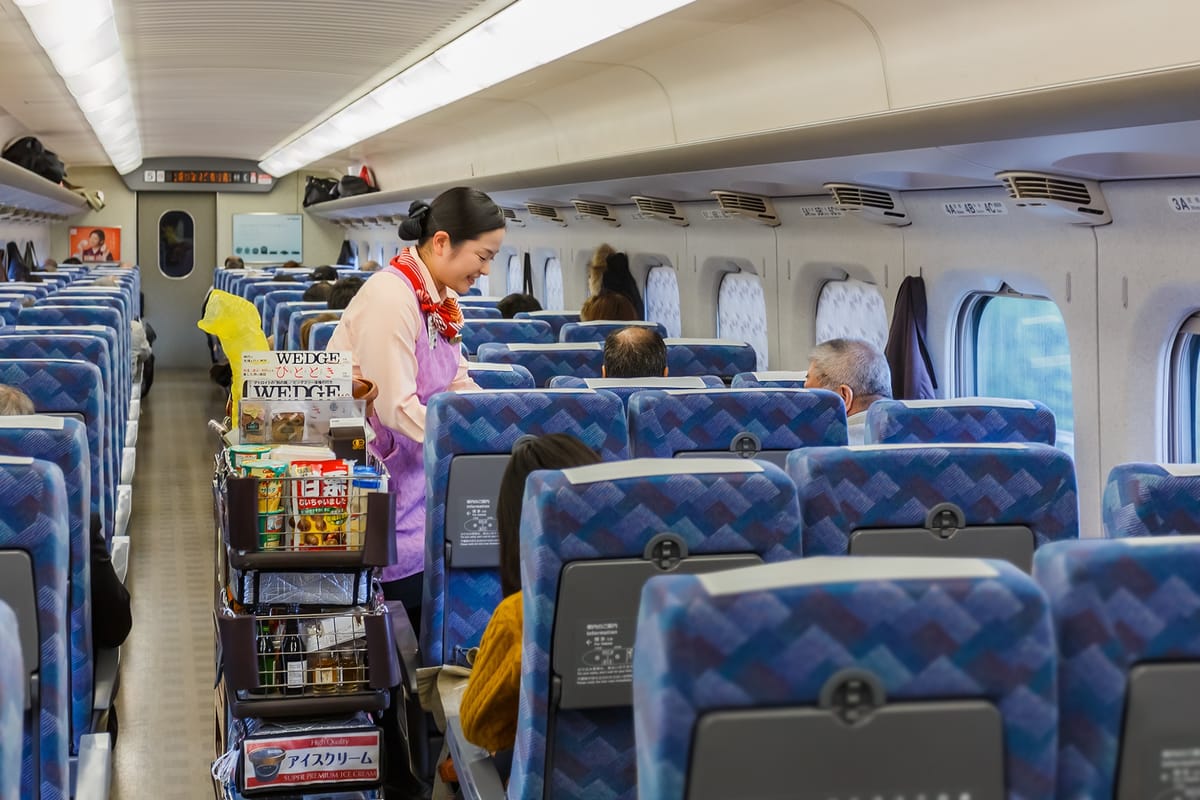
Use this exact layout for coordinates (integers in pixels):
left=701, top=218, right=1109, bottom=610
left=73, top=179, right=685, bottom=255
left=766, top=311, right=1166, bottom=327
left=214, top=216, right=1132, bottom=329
left=0, top=0, right=510, bottom=166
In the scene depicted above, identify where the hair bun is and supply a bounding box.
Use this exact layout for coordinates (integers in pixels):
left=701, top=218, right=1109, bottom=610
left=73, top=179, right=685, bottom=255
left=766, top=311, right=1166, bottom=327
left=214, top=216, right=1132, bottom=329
left=398, top=200, right=432, bottom=241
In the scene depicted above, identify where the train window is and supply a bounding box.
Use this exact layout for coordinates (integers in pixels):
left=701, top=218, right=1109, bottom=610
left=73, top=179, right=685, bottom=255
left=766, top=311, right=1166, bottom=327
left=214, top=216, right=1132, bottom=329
left=506, top=253, right=523, bottom=295
left=1168, top=314, right=1200, bottom=461
left=544, top=256, right=564, bottom=310
left=374, top=243, right=386, bottom=264
left=717, top=272, right=768, bottom=370
left=473, top=271, right=490, bottom=296
left=358, top=240, right=370, bottom=267
left=645, top=265, right=682, bottom=338
left=815, top=278, right=888, bottom=351
left=158, top=210, right=194, bottom=278
left=959, top=293, right=1075, bottom=455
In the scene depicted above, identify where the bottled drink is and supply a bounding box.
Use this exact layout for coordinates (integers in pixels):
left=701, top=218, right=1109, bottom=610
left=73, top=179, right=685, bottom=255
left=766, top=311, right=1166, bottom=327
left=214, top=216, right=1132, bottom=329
left=281, top=610, right=305, bottom=696
left=256, top=620, right=279, bottom=696
left=311, top=646, right=338, bottom=695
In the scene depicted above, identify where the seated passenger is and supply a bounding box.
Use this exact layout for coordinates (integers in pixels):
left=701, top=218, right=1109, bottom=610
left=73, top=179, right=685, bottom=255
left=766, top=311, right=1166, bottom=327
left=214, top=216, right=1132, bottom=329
left=460, top=434, right=602, bottom=753
left=310, top=265, right=338, bottom=282
left=804, top=338, right=892, bottom=445
left=362, top=259, right=382, bottom=273
left=581, top=291, right=638, bottom=322
left=0, top=386, right=131, bottom=651
left=327, top=277, right=365, bottom=310
left=601, top=252, right=644, bottom=317
left=300, top=312, right=340, bottom=349
left=42, top=258, right=58, bottom=272
left=302, top=281, right=332, bottom=303
left=496, top=293, right=541, bottom=319
left=224, top=255, right=245, bottom=270
left=63, top=256, right=83, bottom=265
left=603, top=326, right=668, bottom=378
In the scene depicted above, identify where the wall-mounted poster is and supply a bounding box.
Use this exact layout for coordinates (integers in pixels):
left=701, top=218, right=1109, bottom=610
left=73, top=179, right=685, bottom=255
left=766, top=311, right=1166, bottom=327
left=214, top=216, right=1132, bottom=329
left=68, top=226, right=121, bottom=262
left=233, top=213, right=303, bottom=264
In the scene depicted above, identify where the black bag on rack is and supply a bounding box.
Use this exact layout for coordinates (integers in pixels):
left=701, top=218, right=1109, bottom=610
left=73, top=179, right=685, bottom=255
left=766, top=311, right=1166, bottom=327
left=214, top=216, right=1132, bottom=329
left=3, top=136, right=66, bottom=184
left=334, top=175, right=377, bottom=200
left=337, top=240, right=357, bottom=266
left=303, top=176, right=339, bottom=207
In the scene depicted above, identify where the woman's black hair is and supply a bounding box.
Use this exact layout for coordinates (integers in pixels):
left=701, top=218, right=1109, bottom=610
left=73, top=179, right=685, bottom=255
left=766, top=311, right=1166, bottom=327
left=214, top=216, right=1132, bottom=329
left=398, top=186, right=505, bottom=246
left=90, top=229, right=106, bottom=244
left=601, top=252, right=643, bottom=317
left=497, top=433, right=601, bottom=597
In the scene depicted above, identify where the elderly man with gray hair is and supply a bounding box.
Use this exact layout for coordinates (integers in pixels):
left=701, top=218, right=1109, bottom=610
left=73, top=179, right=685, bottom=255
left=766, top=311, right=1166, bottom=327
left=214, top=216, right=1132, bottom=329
left=805, top=338, right=892, bottom=445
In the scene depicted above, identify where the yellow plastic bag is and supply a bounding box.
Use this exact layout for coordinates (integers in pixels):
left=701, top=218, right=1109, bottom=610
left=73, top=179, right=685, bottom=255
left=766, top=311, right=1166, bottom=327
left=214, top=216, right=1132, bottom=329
left=197, top=290, right=269, bottom=420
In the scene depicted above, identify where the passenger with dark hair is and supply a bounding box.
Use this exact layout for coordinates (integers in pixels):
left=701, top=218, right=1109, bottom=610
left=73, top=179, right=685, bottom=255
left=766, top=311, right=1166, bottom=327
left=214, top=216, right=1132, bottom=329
left=224, top=255, right=245, bottom=270
left=302, top=282, right=332, bottom=303
left=300, top=311, right=340, bottom=350
left=271, top=272, right=297, bottom=282
left=460, top=433, right=601, bottom=753
left=601, top=251, right=643, bottom=316
left=328, top=186, right=505, bottom=628
left=580, top=291, right=638, bottom=322
left=0, top=386, right=131, bottom=653
left=496, top=293, right=541, bottom=319
left=327, top=276, right=364, bottom=310
left=63, top=257, right=82, bottom=265
left=603, top=326, right=668, bottom=378
left=310, top=265, right=338, bottom=281
left=42, top=258, right=58, bottom=272
left=281, top=260, right=302, bottom=269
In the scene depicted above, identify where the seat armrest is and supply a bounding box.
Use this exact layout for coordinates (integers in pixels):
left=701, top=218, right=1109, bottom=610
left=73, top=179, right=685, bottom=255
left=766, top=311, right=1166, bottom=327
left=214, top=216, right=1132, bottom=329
left=385, top=600, right=419, bottom=695
left=445, top=714, right=505, bottom=800
left=74, top=733, right=113, bottom=800
left=93, top=646, right=120, bottom=711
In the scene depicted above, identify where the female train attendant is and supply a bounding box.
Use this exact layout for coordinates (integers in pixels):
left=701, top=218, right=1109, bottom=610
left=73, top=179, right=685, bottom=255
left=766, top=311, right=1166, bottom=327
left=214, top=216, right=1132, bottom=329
left=328, top=187, right=505, bottom=632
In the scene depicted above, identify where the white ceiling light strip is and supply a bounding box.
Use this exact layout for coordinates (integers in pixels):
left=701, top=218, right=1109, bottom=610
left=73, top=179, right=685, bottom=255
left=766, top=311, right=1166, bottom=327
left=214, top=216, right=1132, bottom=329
left=259, top=0, right=696, bottom=178
left=13, top=0, right=142, bottom=175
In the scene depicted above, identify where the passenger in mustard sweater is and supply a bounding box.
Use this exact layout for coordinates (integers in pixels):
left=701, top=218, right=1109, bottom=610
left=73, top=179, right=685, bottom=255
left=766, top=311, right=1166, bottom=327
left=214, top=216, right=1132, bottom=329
left=459, top=434, right=601, bottom=753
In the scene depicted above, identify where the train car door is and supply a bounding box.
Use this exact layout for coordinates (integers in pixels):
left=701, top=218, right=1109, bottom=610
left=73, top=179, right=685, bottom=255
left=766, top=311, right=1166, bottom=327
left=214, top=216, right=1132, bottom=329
left=137, top=192, right=216, bottom=368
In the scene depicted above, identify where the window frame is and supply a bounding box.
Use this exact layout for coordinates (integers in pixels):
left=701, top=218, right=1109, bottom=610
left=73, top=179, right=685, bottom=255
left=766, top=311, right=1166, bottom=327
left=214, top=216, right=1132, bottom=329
left=1167, top=314, right=1200, bottom=462
left=813, top=276, right=889, bottom=352
left=716, top=269, right=770, bottom=371
left=157, top=209, right=195, bottom=279
left=644, top=263, right=682, bottom=339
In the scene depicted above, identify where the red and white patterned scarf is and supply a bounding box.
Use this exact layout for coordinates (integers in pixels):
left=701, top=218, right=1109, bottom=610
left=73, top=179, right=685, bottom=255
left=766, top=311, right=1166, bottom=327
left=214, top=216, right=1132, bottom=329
left=390, top=249, right=463, bottom=342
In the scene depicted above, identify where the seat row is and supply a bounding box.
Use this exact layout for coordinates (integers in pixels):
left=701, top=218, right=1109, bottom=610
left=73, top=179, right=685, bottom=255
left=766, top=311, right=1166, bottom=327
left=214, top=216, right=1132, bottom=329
left=0, top=264, right=143, bottom=798
left=437, top=454, right=1200, bottom=799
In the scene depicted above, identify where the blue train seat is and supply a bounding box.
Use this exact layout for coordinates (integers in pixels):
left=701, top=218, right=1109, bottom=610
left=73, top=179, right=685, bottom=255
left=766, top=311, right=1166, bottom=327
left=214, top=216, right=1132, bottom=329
left=273, top=300, right=326, bottom=349
left=866, top=398, right=1057, bottom=446
left=460, top=319, right=554, bottom=356
left=514, top=310, right=580, bottom=338
left=475, top=343, right=604, bottom=387
left=462, top=306, right=502, bottom=320
left=665, top=338, right=757, bottom=380
left=559, top=320, right=667, bottom=343
left=466, top=363, right=536, bottom=390
left=1101, top=462, right=1200, bottom=538
left=787, top=443, right=1080, bottom=571
left=259, top=289, right=306, bottom=335
left=547, top=376, right=724, bottom=410
left=309, top=320, right=338, bottom=351
left=287, top=309, right=342, bottom=351
left=634, top=556, right=1057, bottom=800
left=730, top=370, right=807, bottom=388
left=628, top=388, right=848, bottom=465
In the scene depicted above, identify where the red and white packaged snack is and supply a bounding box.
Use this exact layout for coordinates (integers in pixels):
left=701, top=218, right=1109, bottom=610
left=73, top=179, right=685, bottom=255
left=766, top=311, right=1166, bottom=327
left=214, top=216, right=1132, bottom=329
left=288, top=459, right=353, bottom=550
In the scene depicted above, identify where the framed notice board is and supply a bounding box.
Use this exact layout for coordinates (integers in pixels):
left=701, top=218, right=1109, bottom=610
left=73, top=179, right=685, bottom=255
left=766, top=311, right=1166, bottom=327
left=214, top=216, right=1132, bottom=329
left=233, top=213, right=303, bottom=263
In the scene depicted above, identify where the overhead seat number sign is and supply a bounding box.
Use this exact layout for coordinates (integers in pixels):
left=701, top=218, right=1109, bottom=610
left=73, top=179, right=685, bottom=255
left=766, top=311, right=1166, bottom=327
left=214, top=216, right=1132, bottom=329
left=1169, top=195, right=1200, bottom=212
left=943, top=201, right=1007, bottom=216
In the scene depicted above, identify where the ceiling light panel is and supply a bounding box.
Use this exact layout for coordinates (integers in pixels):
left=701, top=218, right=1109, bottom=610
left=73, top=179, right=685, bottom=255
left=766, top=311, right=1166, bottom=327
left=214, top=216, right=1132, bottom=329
left=260, top=0, right=696, bottom=177
left=13, top=0, right=142, bottom=174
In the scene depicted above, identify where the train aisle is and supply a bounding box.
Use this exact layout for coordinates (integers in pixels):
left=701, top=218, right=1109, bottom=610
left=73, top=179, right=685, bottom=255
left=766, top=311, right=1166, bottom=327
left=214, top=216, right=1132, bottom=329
left=112, top=370, right=225, bottom=800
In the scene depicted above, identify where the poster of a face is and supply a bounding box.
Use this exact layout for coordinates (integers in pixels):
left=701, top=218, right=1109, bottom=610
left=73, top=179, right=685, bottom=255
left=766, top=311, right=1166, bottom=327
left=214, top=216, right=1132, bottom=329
left=68, top=226, right=121, bottom=262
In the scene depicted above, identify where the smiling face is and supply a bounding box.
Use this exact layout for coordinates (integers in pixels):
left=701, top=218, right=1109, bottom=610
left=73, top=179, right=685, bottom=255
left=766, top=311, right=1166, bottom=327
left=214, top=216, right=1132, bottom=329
left=88, top=232, right=102, bottom=247
left=422, top=227, right=504, bottom=296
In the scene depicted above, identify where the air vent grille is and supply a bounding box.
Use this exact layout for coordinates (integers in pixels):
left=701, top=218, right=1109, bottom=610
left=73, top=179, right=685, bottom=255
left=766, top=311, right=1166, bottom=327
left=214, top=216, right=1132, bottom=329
left=710, top=190, right=780, bottom=227
left=823, top=183, right=910, bottom=226
left=995, top=171, right=1111, bottom=225
left=631, top=195, right=688, bottom=226
left=501, top=208, right=525, bottom=227
left=571, top=199, right=620, bottom=226
left=526, top=203, right=567, bottom=225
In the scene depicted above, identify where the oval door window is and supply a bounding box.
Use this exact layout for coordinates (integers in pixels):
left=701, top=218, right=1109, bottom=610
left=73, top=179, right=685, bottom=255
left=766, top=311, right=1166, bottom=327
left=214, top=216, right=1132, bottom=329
left=159, top=210, right=195, bottom=278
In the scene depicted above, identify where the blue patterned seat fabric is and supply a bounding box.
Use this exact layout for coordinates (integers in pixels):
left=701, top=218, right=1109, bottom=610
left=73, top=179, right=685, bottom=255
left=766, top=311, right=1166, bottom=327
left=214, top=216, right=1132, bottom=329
left=421, top=389, right=630, bottom=667
left=1101, top=462, right=1200, bottom=538
left=786, top=443, right=1079, bottom=557
left=0, top=418, right=92, bottom=753
left=1033, top=536, right=1200, bottom=798
left=628, top=388, right=848, bottom=459
left=19, top=306, right=129, bottom=416
left=514, top=311, right=580, bottom=338
left=56, top=288, right=130, bottom=323
left=274, top=301, right=326, bottom=348
left=287, top=309, right=342, bottom=351
left=462, top=306, right=502, bottom=319
left=0, top=457, right=70, bottom=799
left=309, top=321, right=338, bottom=352
left=259, top=289, right=306, bottom=335
left=558, top=320, right=667, bottom=343
left=460, top=319, right=554, bottom=355
left=633, top=557, right=1057, bottom=800
left=0, top=359, right=109, bottom=540
left=665, top=339, right=757, bottom=379
left=866, top=398, right=1057, bottom=446
left=476, top=343, right=604, bottom=388
left=245, top=280, right=307, bottom=309
left=466, top=363, right=536, bottom=390
left=0, top=301, right=20, bottom=326
left=511, top=458, right=803, bottom=799
left=730, top=370, right=808, bottom=388
left=0, top=601, right=23, bottom=800
left=548, top=376, right=725, bottom=390
left=0, top=334, right=120, bottom=512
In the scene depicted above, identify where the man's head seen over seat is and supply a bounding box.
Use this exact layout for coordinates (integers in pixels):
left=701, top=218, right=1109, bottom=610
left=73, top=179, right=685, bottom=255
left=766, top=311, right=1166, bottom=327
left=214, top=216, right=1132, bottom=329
left=603, top=326, right=668, bottom=378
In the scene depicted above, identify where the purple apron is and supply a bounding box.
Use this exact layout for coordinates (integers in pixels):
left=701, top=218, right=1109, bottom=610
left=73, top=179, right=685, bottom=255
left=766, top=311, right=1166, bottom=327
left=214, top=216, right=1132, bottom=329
left=367, top=263, right=460, bottom=582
